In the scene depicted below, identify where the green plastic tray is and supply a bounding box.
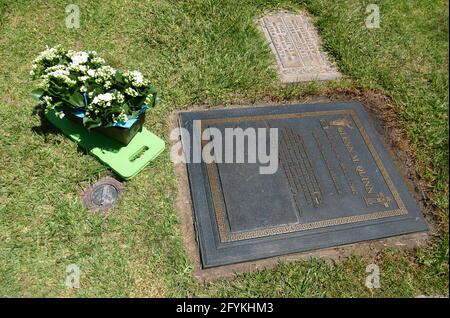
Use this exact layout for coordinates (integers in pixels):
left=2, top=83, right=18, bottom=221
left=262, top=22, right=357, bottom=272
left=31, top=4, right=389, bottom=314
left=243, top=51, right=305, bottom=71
left=46, top=109, right=165, bottom=180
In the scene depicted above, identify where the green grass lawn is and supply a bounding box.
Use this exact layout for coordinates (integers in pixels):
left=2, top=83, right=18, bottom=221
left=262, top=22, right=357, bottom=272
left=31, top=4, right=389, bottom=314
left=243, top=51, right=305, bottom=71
left=0, top=0, right=448, bottom=297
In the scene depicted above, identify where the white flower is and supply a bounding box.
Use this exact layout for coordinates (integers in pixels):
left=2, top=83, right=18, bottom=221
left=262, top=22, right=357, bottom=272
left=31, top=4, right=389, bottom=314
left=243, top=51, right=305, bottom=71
left=43, top=67, right=76, bottom=86
left=32, top=47, right=59, bottom=64
left=44, top=64, right=67, bottom=73
left=55, top=111, right=65, bottom=119
left=125, top=87, right=138, bottom=97
left=91, top=57, right=105, bottom=65
left=41, top=95, right=53, bottom=108
left=48, top=69, right=69, bottom=77
left=68, top=63, right=88, bottom=73
left=112, top=110, right=128, bottom=123
left=118, top=112, right=128, bottom=122
left=132, top=71, right=144, bottom=84
left=70, top=51, right=89, bottom=66
left=38, top=80, right=50, bottom=89
left=97, top=66, right=115, bottom=78
left=104, top=81, right=112, bottom=89
left=123, top=70, right=147, bottom=87
left=101, top=93, right=113, bottom=101
left=92, top=92, right=114, bottom=106
left=93, top=66, right=116, bottom=85
left=87, top=69, right=96, bottom=77
left=114, top=92, right=125, bottom=103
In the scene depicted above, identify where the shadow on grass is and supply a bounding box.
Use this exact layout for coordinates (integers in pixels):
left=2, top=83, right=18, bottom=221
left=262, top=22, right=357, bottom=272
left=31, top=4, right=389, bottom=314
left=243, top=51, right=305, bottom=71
left=30, top=104, right=98, bottom=158
left=31, top=104, right=61, bottom=137
left=31, top=104, right=126, bottom=181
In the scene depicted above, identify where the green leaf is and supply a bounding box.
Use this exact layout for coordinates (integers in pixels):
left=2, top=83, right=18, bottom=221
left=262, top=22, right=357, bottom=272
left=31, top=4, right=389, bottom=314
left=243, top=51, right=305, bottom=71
left=68, top=92, right=85, bottom=108
left=30, top=89, right=44, bottom=101
left=83, top=116, right=102, bottom=130
left=115, top=71, right=124, bottom=84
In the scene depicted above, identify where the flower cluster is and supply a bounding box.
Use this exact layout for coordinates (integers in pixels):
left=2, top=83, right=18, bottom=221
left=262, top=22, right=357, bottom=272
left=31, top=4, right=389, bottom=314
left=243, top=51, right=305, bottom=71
left=123, top=70, right=147, bottom=87
left=31, top=46, right=156, bottom=128
left=87, top=91, right=128, bottom=123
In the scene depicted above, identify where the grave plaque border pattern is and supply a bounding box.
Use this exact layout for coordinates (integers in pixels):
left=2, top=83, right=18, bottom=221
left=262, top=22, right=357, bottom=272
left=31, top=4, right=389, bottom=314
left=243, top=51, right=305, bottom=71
left=200, top=109, right=408, bottom=243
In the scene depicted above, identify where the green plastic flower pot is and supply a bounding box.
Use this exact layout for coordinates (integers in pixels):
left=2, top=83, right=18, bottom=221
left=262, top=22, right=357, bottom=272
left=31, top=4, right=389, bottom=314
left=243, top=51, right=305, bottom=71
left=63, top=107, right=145, bottom=145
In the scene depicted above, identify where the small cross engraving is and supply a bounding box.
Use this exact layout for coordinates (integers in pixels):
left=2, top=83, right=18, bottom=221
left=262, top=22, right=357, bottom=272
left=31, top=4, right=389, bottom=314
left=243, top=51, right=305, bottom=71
left=365, top=192, right=392, bottom=208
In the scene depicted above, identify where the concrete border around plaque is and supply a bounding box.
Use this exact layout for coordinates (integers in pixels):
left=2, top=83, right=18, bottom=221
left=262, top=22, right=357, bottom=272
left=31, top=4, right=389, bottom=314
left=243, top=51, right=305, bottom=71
left=259, top=11, right=341, bottom=83
left=179, top=102, right=428, bottom=268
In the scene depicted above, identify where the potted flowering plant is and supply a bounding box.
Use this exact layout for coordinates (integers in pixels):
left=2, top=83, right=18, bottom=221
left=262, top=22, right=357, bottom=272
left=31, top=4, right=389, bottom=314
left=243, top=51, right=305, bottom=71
left=30, top=46, right=157, bottom=144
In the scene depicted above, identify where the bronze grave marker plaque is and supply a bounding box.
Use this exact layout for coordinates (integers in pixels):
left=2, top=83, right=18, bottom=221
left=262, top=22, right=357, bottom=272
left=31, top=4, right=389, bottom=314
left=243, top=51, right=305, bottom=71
left=179, top=102, right=427, bottom=268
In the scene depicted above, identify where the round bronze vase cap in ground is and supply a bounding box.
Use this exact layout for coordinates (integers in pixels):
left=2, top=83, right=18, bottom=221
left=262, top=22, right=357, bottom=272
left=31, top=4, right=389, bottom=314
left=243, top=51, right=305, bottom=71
left=82, top=177, right=124, bottom=213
